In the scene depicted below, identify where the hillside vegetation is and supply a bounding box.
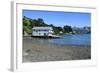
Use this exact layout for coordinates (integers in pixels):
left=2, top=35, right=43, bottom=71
left=23, top=16, right=91, bottom=36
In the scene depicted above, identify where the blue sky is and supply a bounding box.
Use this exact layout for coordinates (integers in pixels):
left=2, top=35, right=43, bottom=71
left=23, top=10, right=91, bottom=27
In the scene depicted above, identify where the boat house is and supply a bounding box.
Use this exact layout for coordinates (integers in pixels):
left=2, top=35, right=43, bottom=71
left=32, top=27, right=53, bottom=37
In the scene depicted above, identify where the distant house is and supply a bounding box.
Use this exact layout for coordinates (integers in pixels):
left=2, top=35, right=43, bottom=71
left=32, top=27, right=53, bottom=37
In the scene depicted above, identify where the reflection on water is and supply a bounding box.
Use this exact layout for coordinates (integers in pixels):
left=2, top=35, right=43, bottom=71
left=24, top=34, right=91, bottom=46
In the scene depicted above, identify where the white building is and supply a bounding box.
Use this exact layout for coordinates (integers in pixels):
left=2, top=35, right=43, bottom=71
left=32, top=27, right=53, bottom=37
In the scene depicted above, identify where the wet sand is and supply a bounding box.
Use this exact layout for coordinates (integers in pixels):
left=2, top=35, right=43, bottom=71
left=23, top=37, right=91, bottom=62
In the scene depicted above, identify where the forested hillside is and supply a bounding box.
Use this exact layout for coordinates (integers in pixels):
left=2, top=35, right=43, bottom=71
left=23, top=16, right=90, bottom=36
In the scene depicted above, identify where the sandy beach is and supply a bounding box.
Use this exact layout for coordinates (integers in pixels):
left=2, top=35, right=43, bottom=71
left=23, top=37, right=91, bottom=62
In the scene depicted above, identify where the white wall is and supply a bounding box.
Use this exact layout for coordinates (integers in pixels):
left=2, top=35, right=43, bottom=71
left=0, top=0, right=100, bottom=73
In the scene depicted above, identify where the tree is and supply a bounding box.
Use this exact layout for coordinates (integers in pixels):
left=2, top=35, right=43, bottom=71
left=31, top=18, right=47, bottom=27
left=52, top=26, right=63, bottom=35
left=37, top=18, right=44, bottom=25
left=23, top=16, right=32, bottom=35
left=23, top=16, right=74, bottom=36
left=63, top=25, right=73, bottom=33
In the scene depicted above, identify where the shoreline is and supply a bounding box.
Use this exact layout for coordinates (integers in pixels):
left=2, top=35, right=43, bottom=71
left=23, top=37, right=91, bottom=62
left=23, top=36, right=91, bottom=47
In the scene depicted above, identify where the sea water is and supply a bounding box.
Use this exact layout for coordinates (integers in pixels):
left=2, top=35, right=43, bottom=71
left=49, top=34, right=91, bottom=46
left=30, top=34, right=91, bottom=46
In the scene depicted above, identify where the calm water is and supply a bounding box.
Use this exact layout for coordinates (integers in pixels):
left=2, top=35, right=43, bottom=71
left=30, top=34, right=91, bottom=46
left=50, top=34, right=91, bottom=46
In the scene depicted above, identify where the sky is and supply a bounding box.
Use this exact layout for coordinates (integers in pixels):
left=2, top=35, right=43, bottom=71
left=23, top=10, right=91, bottom=27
